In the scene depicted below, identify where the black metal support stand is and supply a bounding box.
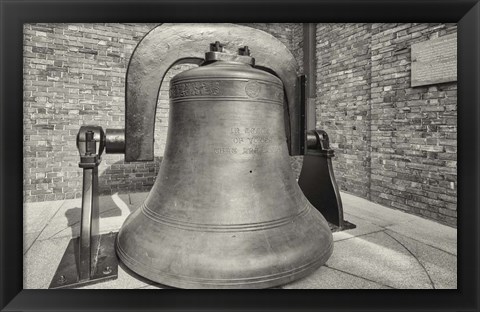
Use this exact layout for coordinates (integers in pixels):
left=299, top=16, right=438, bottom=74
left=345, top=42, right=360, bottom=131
left=49, top=127, right=118, bottom=289
left=298, top=130, right=356, bottom=231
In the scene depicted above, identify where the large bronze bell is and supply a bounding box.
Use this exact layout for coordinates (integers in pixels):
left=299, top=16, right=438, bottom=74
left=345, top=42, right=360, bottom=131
left=116, top=41, right=333, bottom=288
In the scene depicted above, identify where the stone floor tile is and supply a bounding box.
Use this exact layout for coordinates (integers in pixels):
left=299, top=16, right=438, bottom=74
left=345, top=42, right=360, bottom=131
left=24, top=232, right=40, bottom=254
left=24, top=200, right=64, bottom=234
left=36, top=198, right=82, bottom=241
left=385, top=230, right=457, bottom=289
left=128, top=192, right=149, bottom=207
left=23, top=236, right=70, bottom=289
left=385, top=218, right=457, bottom=255
left=35, top=212, right=78, bottom=240
left=282, top=266, right=392, bottom=289
left=36, top=194, right=131, bottom=241
left=333, top=213, right=383, bottom=242
left=23, top=192, right=457, bottom=290
left=340, top=192, right=418, bottom=227
left=326, top=231, right=433, bottom=289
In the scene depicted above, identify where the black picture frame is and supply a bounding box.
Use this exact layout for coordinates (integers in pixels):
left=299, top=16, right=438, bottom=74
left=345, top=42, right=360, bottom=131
left=1, top=0, right=479, bottom=311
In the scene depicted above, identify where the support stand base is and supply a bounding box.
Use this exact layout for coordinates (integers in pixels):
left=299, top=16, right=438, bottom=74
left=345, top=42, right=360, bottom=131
left=49, top=232, right=119, bottom=289
left=329, top=220, right=357, bottom=233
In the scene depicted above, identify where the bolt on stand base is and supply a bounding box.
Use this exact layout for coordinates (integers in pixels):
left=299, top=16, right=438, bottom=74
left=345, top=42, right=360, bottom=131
left=49, top=232, right=118, bottom=289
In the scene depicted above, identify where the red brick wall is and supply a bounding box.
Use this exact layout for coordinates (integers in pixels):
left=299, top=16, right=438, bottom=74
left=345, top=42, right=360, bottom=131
left=316, top=23, right=457, bottom=226
left=23, top=23, right=304, bottom=202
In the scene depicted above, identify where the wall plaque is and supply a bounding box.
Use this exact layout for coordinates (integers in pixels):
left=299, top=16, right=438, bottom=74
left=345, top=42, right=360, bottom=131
left=411, top=33, right=457, bottom=87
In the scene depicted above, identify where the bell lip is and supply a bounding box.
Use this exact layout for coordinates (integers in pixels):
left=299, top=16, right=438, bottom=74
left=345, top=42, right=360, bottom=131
left=116, top=235, right=333, bottom=289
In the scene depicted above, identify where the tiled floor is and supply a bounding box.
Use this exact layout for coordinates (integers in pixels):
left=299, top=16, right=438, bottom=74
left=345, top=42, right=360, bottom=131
left=23, top=192, right=457, bottom=289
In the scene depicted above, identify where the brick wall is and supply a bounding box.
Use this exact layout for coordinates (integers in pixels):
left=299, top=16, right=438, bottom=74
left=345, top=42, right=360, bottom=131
left=23, top=23, right=303, bottom=202
left=316, top=23, right=457, bottom=226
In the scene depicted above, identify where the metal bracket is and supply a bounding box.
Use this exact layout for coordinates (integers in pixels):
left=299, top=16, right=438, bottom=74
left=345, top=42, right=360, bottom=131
left=298, top=130, right=356, bottom=231
left=49, top=126, right=119, bottom=289
left=49, top=233, right=118, bottom=289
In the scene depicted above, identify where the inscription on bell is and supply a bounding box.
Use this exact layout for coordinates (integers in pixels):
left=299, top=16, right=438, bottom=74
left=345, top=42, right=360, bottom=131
left=214, top=126, right=278, bottom=156
left=231, top=127, right=270, bottom=135
left=170, top=79, right=283, bottom=105
left=214, top=147, right=238, bottom=154
left=241, top=146, right=281, bottom=154
left=232, top=137, right=272, bottom=144
left=170, top=81, right=220, bottom=98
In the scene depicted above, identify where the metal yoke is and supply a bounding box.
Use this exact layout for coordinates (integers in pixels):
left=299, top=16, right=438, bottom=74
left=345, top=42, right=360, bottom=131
left=125, top=23, right=303, bottom=161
